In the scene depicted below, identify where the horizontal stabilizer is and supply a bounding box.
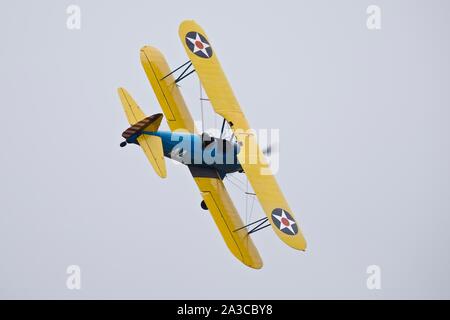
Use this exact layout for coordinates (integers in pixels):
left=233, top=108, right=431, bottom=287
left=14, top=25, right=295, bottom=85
left=136, top=134, right=166, bottom=178
left=118, top=87, right=167, bottom=178
left=118, top=88, right=146, bottom=124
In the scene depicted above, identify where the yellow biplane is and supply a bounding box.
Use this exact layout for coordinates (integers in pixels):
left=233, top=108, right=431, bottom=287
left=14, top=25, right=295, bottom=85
left=118, top=21, right=306, bottom=269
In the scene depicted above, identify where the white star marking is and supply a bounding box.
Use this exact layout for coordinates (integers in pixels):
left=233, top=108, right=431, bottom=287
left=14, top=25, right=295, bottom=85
left=272, top=210, right=296, bottom=234
left=186, top=33, right=211, bottom=57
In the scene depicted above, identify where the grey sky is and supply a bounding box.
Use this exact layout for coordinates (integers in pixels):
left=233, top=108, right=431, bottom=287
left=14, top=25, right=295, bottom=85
left=0, top=0, right=449, bottom=299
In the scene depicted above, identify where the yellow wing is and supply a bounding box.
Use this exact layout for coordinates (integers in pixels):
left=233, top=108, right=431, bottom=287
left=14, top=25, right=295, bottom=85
left=140, top=46, right=196, bottom=133
left=178, top=20, right=306, bottom=251
left=140, top=47, right=262, bottom=267
left=189, top=166, right=262, bottom=269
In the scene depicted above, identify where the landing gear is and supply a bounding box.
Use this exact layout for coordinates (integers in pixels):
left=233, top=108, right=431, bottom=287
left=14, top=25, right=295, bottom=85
left=120, top=141, right=127, bottom=147
left=200, top=200, right=208, bottom=210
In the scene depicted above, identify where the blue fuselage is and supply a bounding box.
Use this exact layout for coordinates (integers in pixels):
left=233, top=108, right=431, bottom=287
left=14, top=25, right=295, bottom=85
left=140, top=131, right=242, bottom=175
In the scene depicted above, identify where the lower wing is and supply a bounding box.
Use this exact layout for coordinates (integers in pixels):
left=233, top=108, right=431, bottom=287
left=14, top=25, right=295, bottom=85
left=188, top=166, right=263, bottom=269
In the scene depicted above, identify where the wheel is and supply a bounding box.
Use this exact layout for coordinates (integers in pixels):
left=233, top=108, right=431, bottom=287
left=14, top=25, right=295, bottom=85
left=120, top=141, right=127, bottom=147
left=200, top=200, right=208, bottom=210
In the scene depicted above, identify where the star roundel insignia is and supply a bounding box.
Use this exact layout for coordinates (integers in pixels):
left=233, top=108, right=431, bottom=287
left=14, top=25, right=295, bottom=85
left=271, top=208, right=298, bottom=235
left=185, top=31, right=213, bottom=59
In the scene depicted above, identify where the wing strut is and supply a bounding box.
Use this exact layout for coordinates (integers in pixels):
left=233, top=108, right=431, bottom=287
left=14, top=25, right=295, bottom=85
left=160, top=60, right=196, bottom=84
left=220, top=118, right=226, bottom=138
left=233, top=217, right=270, bottom=235
left=160, top=60, right=190, bottom=80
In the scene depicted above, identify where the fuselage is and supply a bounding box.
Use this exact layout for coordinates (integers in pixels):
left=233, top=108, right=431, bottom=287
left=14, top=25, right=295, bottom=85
left=141, top=131, right=242, bottom=175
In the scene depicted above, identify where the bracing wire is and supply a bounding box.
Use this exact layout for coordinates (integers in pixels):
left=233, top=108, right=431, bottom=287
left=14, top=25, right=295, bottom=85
left=228, top=171, right=246, bottom=185
left=249, top=194, right=256, bottom=226
left=225, top=176, right=246, bottom=193
left=199, top=78, right=205, bottom=133
left=227, top=173, right=246, bottom=188
left=245, top=179, right=248, bottom=224
left=195, top=78, right=260, bottom=232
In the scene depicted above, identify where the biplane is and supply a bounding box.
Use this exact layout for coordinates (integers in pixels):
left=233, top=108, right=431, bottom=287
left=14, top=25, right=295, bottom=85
left=117, top=21, right=306, bottom=269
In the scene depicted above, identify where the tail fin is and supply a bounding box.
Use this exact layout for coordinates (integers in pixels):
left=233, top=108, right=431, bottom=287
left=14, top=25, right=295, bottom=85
left=118, top=88, right=167, bottom=178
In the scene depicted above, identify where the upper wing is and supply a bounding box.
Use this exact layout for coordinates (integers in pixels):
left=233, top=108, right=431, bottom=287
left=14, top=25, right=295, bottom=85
left=140, top=46, right=197, bottom=133
left=189, top=166, right=262, bottom=269
left=178, top=20, right=306, bottom=250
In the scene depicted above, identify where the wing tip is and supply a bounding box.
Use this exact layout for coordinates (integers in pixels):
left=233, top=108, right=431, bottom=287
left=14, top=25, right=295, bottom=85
left=292, top=237, right=307, bottom=252
left=179, top=19, right=196, bottom=27
left=140, top=45, right=156, bottom=53
left=277, top=232, right=307, bottom=252
left=247, top=262, right=263, bottom=270
left=139, top=46, right=163, bottom=67
left=178, top=20, right=201, bottom=35
left=239, top=255, right=263, bottom=270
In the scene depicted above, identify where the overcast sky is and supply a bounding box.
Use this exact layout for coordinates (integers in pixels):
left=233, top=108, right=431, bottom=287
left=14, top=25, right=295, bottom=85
left=1, top=0, right=449, bottom=299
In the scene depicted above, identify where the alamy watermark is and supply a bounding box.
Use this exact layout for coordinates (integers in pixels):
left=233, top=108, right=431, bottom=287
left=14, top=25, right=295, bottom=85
left=366, top=265, right=382, bottom=290
left=366, top=5, right=381, bottom=30
left=66, top=265, right=81, bottom=290
left=66, top=5, right=81, bottom=30
left=166, top=127, right=280, bottom=175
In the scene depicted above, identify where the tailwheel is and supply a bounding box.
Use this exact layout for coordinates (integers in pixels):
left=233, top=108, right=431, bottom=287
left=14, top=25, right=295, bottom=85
left=200, top=200, right=208, bottom=210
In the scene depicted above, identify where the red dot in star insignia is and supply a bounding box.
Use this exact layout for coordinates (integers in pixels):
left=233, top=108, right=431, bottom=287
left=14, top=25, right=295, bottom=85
left=195, top=41, right=204, bottom=49
left=281, top=217, right=290, bottom=226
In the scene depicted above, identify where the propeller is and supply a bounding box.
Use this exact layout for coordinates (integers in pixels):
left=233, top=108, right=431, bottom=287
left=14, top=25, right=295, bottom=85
left=261, top=142, right=278, bottom=156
